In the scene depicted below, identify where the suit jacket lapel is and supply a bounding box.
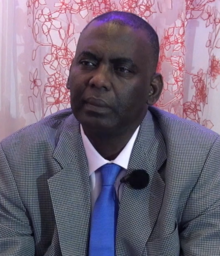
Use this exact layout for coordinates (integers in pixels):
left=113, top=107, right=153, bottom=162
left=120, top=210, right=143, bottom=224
left=116, top=110, right=167, bottom=256
left=47, top=110, right=166, bottom=256
left=48, top=114, right=91, bottom=256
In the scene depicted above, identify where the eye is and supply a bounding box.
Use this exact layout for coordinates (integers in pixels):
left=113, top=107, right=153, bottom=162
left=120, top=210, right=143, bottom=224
left=115, top=65, right=135, bottom=77
left=79, top=60, right=97, bottom=67
left=116, top=67, right=131, bottom=73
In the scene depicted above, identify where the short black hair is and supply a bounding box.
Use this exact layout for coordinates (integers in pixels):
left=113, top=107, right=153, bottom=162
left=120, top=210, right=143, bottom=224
left=83, top=11, right=159, bottom=70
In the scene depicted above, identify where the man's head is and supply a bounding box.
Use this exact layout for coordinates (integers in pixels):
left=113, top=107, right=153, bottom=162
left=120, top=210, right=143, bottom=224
left=83, top=11, right=160, bottom=71
left=67, top=11, right=163, bottom=136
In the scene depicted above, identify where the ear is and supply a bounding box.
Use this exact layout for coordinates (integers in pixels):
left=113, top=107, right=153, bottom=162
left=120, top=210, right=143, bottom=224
left=66, top=76, right=70, bottom=89
left=66, top=60, right=74, bottom=89
left=147, top=73, right=163, bottom=105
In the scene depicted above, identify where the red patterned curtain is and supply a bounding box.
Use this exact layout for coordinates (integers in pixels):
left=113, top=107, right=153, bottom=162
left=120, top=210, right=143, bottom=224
left=0, top=0, right=220, bottom=140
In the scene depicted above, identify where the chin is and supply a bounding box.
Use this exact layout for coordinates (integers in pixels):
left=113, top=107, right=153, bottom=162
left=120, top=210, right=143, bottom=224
left=80, top=117, right=119, bottom=134
left=75, top=109, right=115, bottom=127
left=84, top=119, right=116, bottom=130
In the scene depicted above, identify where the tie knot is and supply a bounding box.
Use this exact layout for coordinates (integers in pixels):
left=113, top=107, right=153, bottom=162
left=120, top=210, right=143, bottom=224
left=100, top=164, right=121, bottom=186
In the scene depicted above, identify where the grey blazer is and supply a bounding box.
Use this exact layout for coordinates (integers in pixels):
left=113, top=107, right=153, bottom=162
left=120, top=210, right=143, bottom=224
left=0, top=107, right=220, bottom=256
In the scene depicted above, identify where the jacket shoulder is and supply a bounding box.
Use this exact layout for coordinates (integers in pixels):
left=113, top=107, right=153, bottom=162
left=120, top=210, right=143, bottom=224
left=0, top=108, right=75, bottom=152
left=149, top=106, right=220, bottom=145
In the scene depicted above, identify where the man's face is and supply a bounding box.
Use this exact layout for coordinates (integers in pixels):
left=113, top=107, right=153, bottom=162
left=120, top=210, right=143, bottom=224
left=68, top=21, right=160, bottom=135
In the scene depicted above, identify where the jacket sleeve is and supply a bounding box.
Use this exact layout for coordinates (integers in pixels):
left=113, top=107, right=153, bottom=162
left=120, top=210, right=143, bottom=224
left=0, top=143, right=35, bottom=255
left=180, top=136, right=220, bottom=255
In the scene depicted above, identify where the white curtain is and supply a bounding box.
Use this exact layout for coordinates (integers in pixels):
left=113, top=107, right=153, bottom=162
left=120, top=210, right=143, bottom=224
left=0, top=0, right=220, bottom=140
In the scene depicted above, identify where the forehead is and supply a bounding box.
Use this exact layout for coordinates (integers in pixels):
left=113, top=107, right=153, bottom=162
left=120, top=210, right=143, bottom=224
left=76, top=21, right=152, bottom=60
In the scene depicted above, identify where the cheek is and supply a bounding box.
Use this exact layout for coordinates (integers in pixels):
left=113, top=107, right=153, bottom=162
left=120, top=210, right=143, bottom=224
left=118, top=84, right=147, bottom=108
left=69, top=74, right=85, bottom=98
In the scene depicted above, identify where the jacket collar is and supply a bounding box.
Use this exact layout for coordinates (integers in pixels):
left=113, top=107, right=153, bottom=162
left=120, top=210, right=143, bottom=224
left=49, top=113, right=91, bottom=256
left=116, top=110, right=167, bottom=256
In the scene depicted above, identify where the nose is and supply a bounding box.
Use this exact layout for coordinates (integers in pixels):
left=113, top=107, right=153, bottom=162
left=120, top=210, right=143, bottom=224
left=88, top=64, right=111, bottom=91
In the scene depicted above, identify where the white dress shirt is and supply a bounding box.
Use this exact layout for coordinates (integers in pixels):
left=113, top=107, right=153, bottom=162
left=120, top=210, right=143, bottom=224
left=80, top=125, right=140, bottom=210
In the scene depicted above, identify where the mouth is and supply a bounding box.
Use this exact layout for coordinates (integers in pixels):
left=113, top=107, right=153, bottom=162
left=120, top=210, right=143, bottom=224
left=83, top=97, right=111, bottom=114
left=84, top=97, right=109, bottom=108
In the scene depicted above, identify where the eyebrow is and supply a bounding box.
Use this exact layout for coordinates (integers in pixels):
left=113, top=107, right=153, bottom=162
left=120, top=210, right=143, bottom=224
left=110, top=57, right=135, bottom=66
left=78, top=51, right=137, bottom=69
left=78, top=51, right=99, bottom=60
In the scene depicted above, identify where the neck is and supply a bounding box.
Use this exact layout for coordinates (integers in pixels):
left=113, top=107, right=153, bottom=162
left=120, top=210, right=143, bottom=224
left=83, top=126, right=138, bottom=161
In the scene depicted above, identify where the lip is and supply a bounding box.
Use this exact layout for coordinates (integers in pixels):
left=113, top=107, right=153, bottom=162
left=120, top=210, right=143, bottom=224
left=84, top=97, right=109, bottom=108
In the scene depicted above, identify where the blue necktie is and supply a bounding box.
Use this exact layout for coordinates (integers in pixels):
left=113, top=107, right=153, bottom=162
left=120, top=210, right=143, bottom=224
left=89, top=163, right=121, bottom=256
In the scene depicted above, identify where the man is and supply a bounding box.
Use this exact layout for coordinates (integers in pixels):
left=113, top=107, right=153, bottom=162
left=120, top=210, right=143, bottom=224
left=0, top=11, right=220, bottom=256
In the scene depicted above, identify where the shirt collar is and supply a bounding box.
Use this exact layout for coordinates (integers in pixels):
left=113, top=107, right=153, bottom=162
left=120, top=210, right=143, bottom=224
left=80, top=125, right=140, bottom=175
